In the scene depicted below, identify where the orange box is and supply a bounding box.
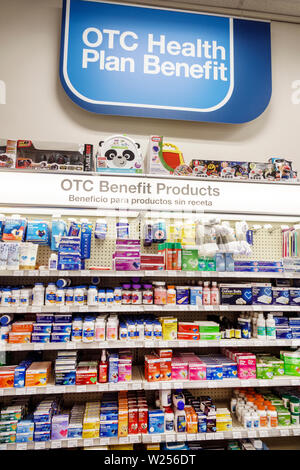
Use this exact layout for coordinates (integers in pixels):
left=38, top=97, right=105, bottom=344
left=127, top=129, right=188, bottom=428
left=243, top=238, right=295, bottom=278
left=186, top=407, right=198, bottom=434
left=0, top=366, right=16, bottom=388
left=145, top=355, right=160, bottom=382
left=118, top=408, right=128, bottom=437
left=160, top=357, right=172, bottom=381
left=9, top=332, right=31, bottom=344
left=25, top=362, right=51, bottom=387
left=11, top=322, right=34, bottom=333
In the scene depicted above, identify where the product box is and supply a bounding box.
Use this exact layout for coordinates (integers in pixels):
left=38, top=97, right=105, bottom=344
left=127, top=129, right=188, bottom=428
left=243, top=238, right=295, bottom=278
left=190, top=160, right=220, bottom=177
left=31, top=333, right=51, bottom=343
left=220, top=161, right=249, bottom=179
left=248, top=162, right=276, bottom=180
left=252, top=283, right=273, bottom=305
left=161, top=317, right=177, bottom=341
left=0, top=139, right=17, bottom=168
left=15, top=432, right=33, bottom=443
left=8, top=332, right=31, bottom=344
left=178, top=322, right=199, bottom=334
left=0, top=366, right=16, bottom=388
left=76, top=363, right=98, bottom=385
left=289, top=289, right=300, bottom=305
left=171, top=357, right=188, bottom=381
left=190, top=287, right=203, bottom=305
left=144, top=355, right=160, bottom=382
left=32, top=324, right=52, bottom=334
left=96, top=135, right=143, bottom=174
left=181, top=248, right=199, bottom=271
left=14, top=360, right=32, bottom=388
left=16, top=140, right=93, bottom=172
left=11, top=321, right=34, bottom=333
left=177, top=332, right=200, bottom=341
left=2, top=216, right=27, bottom=242
left=188, top=360, right=206, bottom=381
left=0, top=431, right=16, bottom=443
left=115, top=259, right=141, bottom=271
left=25, top=362, right=52, bottom=387
left=196, top=321, right=220, bottom=333
left=176, top=287, right=190, bottom=305
left=159, top=357, right=172, bottom=381
left=272, top=287, right=290, bottom=305
left=148, top=410, right=164, bottom=434
left=220, top=284, right=252, bottom=305
left=51, top=414, right=69, bottom=440
left=0, top=421, right=18, bottom=433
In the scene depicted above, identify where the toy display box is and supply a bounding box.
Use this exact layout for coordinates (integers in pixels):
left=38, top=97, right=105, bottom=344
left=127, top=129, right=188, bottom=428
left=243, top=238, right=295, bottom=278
left=16, top=140, right=93, bottom=172
left=0, top=139, right=17, bottom=168
left=96, top=135, right=143, bottom=174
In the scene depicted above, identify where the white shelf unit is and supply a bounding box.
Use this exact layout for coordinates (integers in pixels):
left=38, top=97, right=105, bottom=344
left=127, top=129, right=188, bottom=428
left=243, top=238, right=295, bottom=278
left=1, top=424, right=299, bottom=451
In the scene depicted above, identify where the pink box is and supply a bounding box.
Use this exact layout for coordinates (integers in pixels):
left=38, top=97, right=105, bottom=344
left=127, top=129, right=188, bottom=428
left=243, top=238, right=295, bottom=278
left=171, top=357, right=188, bottom=381
left=114, top=251, right=140, bottom=258
left=188, top=358, right=206, bottom=381
left=115, top=259, right=140, bottom=271
left=118, top=356, right=132, bottom=382
left=237, top=355, right=256, bottom=380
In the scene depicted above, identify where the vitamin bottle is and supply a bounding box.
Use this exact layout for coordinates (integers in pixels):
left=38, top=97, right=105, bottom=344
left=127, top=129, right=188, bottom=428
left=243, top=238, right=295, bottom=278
left=114, top=287, right=122, bottom=305
left=203, top=282, right=211, bottom=305
left=153, top=282, right=167, bottom=305
left=167, top=285, right=176, bottom=305
left=267, top=405, right=278, bottom=428
left=74, top=286, right=84, bottom=305
left=142, top=284, right=153, bottom=304
left=106, top=288, right=114, bottom=305
left=257, top=405, right=267, bottom=427
left=95, top=316, right=106, bottom=341
left=32, top=283, right=45, bottom=306
left=106, top=315, right=119, bottom=340
left=82, top=316, right=95, bottom=343
left=65, top=287, right=74, bottom=305
left=45, top=283, right=56, bottom=305
left=88, top=286, right=98, bottom=306
left=132, top=284, right=142, bottom=305
left=210, top=282, right=220, bottom=305
left=71, top=317, right=83, bottom=342
left=121, top=284, right=132, bottom=305
left=98, top=288, right=106, bottom=305
left=56, top=287, right=65, bottom=305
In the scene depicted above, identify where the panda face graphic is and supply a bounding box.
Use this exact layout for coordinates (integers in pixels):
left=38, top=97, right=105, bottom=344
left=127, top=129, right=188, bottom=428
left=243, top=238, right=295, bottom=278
left=105, top=148, right=135, bottom=168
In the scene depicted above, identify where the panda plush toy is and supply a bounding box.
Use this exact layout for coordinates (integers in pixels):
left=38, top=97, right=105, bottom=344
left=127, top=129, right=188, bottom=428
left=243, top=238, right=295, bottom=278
left=96, top=135, right=143, bottom=173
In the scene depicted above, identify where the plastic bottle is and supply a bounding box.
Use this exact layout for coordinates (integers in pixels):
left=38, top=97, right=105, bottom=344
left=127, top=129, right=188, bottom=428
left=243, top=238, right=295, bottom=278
left=203, top=282, right=211, bottom=305
left=257, top=314, right=266, bottom=339
left=99, top=349, right=108, bottom=383
left=153, top=282, right=167, bottom=305
left=1, top=288, right=11, bottom=307
left=45, top=283, right=56, bottom=305
left=159, top=389, right=171, bottom=408
left=164, top=407, right=175, bottom=432
left=106, top=315, right=119, bottom=340
left=257, top=405, right=267, bottom=427
left=56, top=278, right=71, bottom=289
left=11, top=288, right=20, bottom=307
left=20, top=287, right=31, bottom=306
left=243, top=409, right=253, bottom=428
left=98, top=289, right=106, bottom=305
left=174, top=402, right=186, bottom=432
left=173, top=391, right=185, bottom=409
left=267, top=405, right=278, bottom=427
left=32, top=283, right=45, bottom=306
left=142, top=284, right=153, bottom=305
left=266, top=313, right=276, bottom=340
left=116, top=217, right=129, bottom=239
left=48, top=253, right=58, bottom=270
left=65, top=287, right=74, bottom=305
left=82, top=316, right=95, bottom=342
left=88, top=286, right=98, bottom=306
left=210, top=282, right=220, bottom=305
left=82, top=285, right=88, bottom=305
left=106, top=288, right=114, bottom=305
left=74, top=286, right=84, bottom=305
left=121, top=284, right=132, bottom=305
left=71, top=317, right=83, bottom=342
left=114, top=287, right=122, bottom=305
left=132, top=284, right=142, bottom=305
left=56, top=288, right=65, bottom=306
left=251, top=410, right=260, bottom=428
left=167, top=286, right=176, bottom=305
left=95, top=218, right=107, bottom=240
left=95, top=316, right=106, bottom=341
left=230, top=398, right=237, bottom=413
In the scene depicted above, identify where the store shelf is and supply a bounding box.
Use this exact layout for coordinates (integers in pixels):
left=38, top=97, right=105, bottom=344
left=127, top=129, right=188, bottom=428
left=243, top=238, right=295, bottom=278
left=1, top=424, right=300, bottom=450
left=3, top=304, right=300, bottom=314
left=2, top=372, right=300, bottom=397
left=0, top=269, right=299, bottom=278
left=1, top=338, right=299, bottom=352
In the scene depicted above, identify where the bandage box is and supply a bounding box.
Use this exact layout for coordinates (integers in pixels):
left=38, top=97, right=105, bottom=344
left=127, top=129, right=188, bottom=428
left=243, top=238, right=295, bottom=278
left=252, top=283, right=273, bottom=305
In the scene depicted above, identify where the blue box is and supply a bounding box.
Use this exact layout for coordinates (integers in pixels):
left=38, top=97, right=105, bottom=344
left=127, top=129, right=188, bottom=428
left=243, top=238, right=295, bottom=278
left=215, top=253, right=225, bottom=272
left=108, top=353, right=119, bottom=383
left=51, top=333, right=70, bottom=342
left=33, top=431, right=50, bottom=442
left=67, top=424, right=82, bottom=438
left=190, top=287, right=203, bottom=305
left=252, top=283, right=273, bottom=305
left=31, top=333, right=51, bottom=343
left=276, top=328, right=292, bottom=339
left=26, top=221, right=50, bottom=245
left=16, top=432, right=33, bottom=443
left=289, top=289, right=300, bottom=306
left=205, top=362, right=223, bottom=380
left=55, top=371, right=76, bottom=386
left=33, top=411, right=52, bottom=423
left=16, top=420, right=34, bottom=434
left=289, top=317, right=300, bottom=326
left=176, top=287, right=189, bottom=305
left=34, top=422, right=51, bottom=432
left=272, top=288, right=290, bottom=305
left=234, top=266, right=256, bottom=272
left=274, top=316, right=289, bottom=326
left=99, top=421, right=118, bottom=437
left=148, top=410, right=164, bottom=434
left=54, top=315, right=72, bottom=323
left=52, top=323, right=72, bottom=333
left=196, top=412, right=207, bottom=433
left=220, top=284, right=252, bottom=305
left=220, top=362, right=238, bottom=379
left=36, top=314, right=54, bottom=324
left=33, top=323, right=52, bottom=334
left=14, top=361, right=32, bottom=388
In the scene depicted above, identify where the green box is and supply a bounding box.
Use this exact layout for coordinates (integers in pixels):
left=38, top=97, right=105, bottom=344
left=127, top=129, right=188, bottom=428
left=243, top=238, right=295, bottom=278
left=0, top=432, right=16, bottom=443
left=276, top=407, right=291, bottom=426
left=205, top=258, right=216, bottom=271
left=0, top=421, right=17, bottom=433
left=199, top=333, right=222, bottom=340
left=181, top=249, right=199, bottom=271
left=256, top=362, right=274, bottom=380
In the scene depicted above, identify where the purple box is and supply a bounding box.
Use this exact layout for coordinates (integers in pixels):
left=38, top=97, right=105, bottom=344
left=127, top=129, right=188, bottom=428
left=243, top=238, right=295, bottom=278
left=113, top=251, right=140, bottom=258
left=115, top=259, right=140, bottom=271
left=116, top=240, right=140, bottom=247
left=51, top=414, right=69, bottom=440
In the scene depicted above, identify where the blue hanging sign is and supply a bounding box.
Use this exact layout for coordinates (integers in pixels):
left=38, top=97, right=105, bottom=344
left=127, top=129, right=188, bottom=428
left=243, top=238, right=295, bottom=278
left=60, top=0, right=272, bottom=123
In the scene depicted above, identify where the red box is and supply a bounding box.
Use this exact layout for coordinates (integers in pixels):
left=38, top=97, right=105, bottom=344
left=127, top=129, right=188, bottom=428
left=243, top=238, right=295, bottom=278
left=128, top=406, right=138, bottom=434
left=138, top=405, right=148, bottom=434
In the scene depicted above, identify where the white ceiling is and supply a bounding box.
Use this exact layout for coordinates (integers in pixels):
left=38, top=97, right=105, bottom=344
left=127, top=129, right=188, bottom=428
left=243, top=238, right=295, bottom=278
left=113, top=0, right=300, bottom=21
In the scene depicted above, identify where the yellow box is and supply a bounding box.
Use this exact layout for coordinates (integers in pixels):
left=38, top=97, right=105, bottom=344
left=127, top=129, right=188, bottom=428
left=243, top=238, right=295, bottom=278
left=161, top=317, right=177, bottom=341
left=109, top=445, right=133, bottom=450
left=25, top=362, right=51, bottom=387
left=118, top=409, right=128, bottom=437
left=216, top=419, right=232, bottom=432
left=82, top=430, right=99, bottom=439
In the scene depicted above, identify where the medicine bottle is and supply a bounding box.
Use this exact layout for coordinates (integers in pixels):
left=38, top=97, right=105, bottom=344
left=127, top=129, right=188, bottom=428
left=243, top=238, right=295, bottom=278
left=106, top=288, right=114, bottom=305
left=82, top=316, right=95, bottom=342
left=11, top=288, right=20, bottom=307
left=98, top=288, right=106, bottom=305
left=1, top=288, right=11, bottom=306
left=74, top=286, right=84, bottom=305
left=203, top=282, right=211, bottom=305
left=164, top=407, right=175, bottom=433
left=132, top=284, right=142, bottom=305
left=153, top=282, right=167, bottom=305
left=114, top=287, right=122, bottom=304
left=121, top=284, right=132, bottom=305
left=72, top=317, right=83, bottom=342
left=20, top=287, right=31, bottom=306
left=65, top=287, right=74, bottom=305
left=210, top=282, right=220, bottom=305
left=257, top=314, right=266, bottom=339
left=88, top=285, right=98, bottom=306
left=95, top=316, right=106, bottom=341
left=56, top=287, right=65, bottom=305
left=167, top=286, right=176, bottom=305
left=45, top=283, right=56, bottom=305
left=142, top=284, right=153, bottom=304
left=106, top=315, right=119, bottom=340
